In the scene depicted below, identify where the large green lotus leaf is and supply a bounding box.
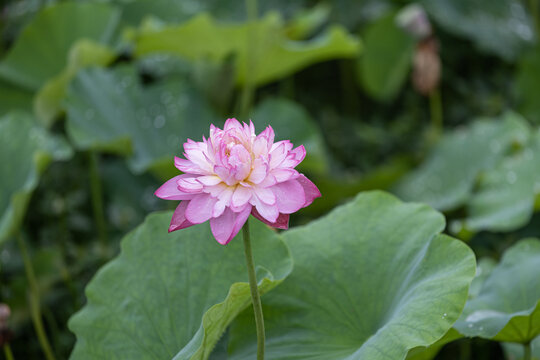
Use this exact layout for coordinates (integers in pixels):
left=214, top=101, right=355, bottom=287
left=69, top=214, right=292, bottom=360
left=420, top=0, right=535, bottom=61
left=516, top=46, right=540, bottom=124
left=0, top=79, right=33, bottom=116
left=135, top=13, right=360, bottom=86
left=251, top=97, right=328, bottom=174
left=468, top=258, right=497, bottom=300
left=503, top=336, right=540, bottom=360
left=0, top=112, right=72, bottom=244
left=229, top=191, right=476, bottom=360
left=404, top=258, right=496, bottom=360
left=34, top=39, right=116, bottom=127
left=0, top=2, right=120, bottom=91
left=405, top=329, right=462, bottom=360
left=358, top=12, right=415, bottom=101
left=119, top=0, right=193, bottom=25
left=394, top=112, right=530, bottom=211
left=460, top=130, right=540, bottom=233
left=65, top=66, right=218, bottom=175
left=454, top=238, right=540, bottom=343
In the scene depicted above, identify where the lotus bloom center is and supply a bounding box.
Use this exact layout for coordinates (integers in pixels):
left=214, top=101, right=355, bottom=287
left=155, top=118, right=321, bottom=244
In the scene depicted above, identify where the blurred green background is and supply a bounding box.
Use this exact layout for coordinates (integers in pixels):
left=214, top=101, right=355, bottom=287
left=0, top=0, right=539, bottom=359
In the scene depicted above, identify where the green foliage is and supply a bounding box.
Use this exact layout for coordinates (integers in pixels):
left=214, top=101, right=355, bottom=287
left=69, top=216, right=292, bottom=360
left=358, top=12, right=416, bottom=101
left=0, top=112, right=72, bottom=244
left=1, top=1, right=539, bottom=359
left=64, top=66, right=218, bottom=175
left=0, top=79, right=33, bottom=116
left=395, top=111, right=529, bottom=211
left=0, top=2, right=120, bottom=91
left=421, top=0, right=535, bottom=60
left=35, top=39, right=116, bottom=127
left=516, top=46, right=540, bottom=124
left=229, top=191, right=476, bottom=360
left=135, top=13, right=361, bottom=86
left=251, top=97, right=328, bottom=174
left=454, top=238, right=540, bottom=343
left=463, top=130, right=540, bottom=233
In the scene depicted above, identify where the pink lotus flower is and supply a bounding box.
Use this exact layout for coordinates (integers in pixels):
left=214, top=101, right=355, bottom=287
left=155, top=118, right=321, bottom=244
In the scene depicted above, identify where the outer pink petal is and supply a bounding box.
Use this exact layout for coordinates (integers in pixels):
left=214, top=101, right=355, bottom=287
left=185, top=194, right=218, bottom=224
left=251, top=208, right=289, bottom=230
left=252, top=198, right=279, bottom=223
left=155, top=175, right=196, bottom=200
left=297, top=174, right=321, bottom=207
left=210, top=205, right=251, bottom=245
left=168, top=201, right=195, bottom=232
left=272, top=179, right=306, bottom=214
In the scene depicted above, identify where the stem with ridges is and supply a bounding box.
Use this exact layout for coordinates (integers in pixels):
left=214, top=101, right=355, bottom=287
left=16, top=233, right=56, bottom=360
left=88, top=151, right=108, bottom=259
left=524, top=341, right=532, bottom=360
left=242, top=221, right=265, bottom=360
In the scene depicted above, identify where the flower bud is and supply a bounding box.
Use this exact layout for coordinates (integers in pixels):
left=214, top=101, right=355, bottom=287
left=412, top=38, right=441, bottom=96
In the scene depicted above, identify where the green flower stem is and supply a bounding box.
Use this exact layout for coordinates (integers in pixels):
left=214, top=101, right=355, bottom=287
left=88, top=151, right=108, bottom=259
left=239, top=0, right=259, bottom=120
left=429, top=87, right=443, bottom=140
left=524, top=341, right=532, bottom=360
left=242, top=221, right=265, bottom=360
left=3, top=344, right=15, bottom=360
left=16, top=234, right=56, bottom=360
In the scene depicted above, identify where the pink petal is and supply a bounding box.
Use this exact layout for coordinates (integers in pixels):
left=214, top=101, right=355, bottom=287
left=251, top=208, right=289, bottom=229
left=168, top=201, right=195, bottom=232
left=177, top=177, right=204, bottom=193
left=212, top=186, right=234, bottom=217
left=259, top=126, right=275, bottom=150
left=210, top=205, right=251, bottom=245
left=155, top=175, right=196, bottom=200
left=184, top=142, right=213, bottom=172
left=297, top=174, right=321, bottom=206
left=214, top=165, right=236, bottom=186
left=253, top=186, right=276, bottom=205
left=272, top=179, right=305, bottom=214
left=270, top=168, right=298, bottom=183
left=252, top=197, right=279, bottom=223
left=248, top=158, right=268, bottom=184
left=174, top=157, right=207, bottom=175
left=269, top=142, right=288, bottom=168
left=185, top=194, right=218, bottom=224
left=224, top=118, right=242, bottom=130
left=280, top=145, right=306, bottom=168
left=231, top=185, right=252, bottom=209
left=252, top=136, right=269, bottom=157
left=196, top=175, right=222, bottom=186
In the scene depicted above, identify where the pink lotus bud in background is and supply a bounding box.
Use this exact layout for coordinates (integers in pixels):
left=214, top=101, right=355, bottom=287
left=155, top=119, right=321, bottom=244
